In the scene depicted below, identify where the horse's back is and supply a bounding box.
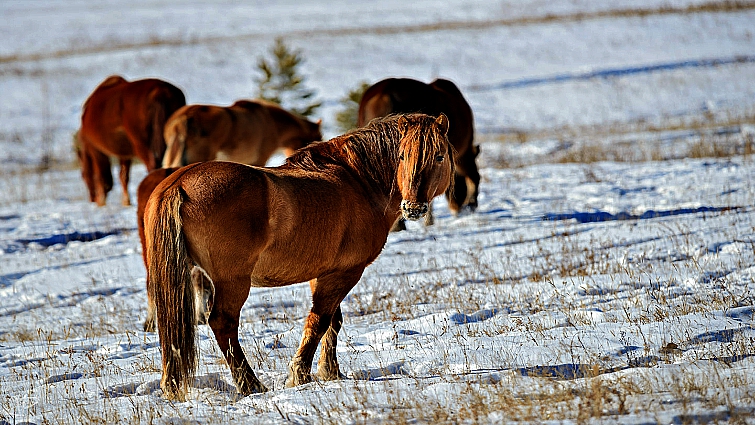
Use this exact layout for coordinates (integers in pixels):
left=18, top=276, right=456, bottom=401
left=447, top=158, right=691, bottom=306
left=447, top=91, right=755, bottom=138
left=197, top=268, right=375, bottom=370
left=159, top=162, right=273, bottom=279
left=359, top=77, right=473, bottom=153
left=163, top=104, right=236, bottom=166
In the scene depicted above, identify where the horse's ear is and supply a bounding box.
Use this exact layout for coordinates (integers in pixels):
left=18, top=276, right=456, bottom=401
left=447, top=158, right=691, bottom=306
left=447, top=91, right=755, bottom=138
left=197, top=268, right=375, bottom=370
left=436, top=113, right=449, bottom=135
left=316, top=119, right=322, bottom=126
left=398, top=115, right=409, bottom=134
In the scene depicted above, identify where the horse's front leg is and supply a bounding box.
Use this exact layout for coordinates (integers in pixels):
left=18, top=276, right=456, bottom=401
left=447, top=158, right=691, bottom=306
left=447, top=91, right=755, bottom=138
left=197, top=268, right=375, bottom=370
left=286, top=271, right=361, bottom=387
left=119, top=158, right=132, bottom=206
left=316, top=305, right=345, bottom=381
left=286, top=309, right=332, bottom=388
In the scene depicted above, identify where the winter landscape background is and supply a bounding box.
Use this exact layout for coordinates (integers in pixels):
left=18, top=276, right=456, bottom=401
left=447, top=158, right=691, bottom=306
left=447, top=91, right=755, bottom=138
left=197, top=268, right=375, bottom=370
left=1, top=1, right=755, bottom=423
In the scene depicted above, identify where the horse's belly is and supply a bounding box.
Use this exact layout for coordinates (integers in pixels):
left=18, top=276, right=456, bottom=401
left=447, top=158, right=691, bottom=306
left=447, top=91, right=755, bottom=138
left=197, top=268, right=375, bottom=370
left=250, top=250, right=329, bottom=287
left=249, top=274, right=294, bottom=288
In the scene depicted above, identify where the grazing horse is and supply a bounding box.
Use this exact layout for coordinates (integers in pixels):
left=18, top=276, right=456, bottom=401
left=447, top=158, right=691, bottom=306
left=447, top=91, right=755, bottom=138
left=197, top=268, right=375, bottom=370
left=77, top=75, right=186, bottom=206
left=145, top=113, right=454, bottom=400
left=161, top=99, right=322, bottom=168
left=358, top=77, right=479, bottom=229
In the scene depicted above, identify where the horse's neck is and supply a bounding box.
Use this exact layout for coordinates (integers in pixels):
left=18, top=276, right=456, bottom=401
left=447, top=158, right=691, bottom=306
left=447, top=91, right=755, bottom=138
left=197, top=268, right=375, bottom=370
left=274, top=115, right=308, bottom=147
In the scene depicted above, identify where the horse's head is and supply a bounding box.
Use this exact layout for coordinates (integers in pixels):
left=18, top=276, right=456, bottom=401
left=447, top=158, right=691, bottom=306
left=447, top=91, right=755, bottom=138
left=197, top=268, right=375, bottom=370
left=282, top=119, right=322, bottom=157
left=396, top=113, right=454, bottom=221
left=304, top=119, right=323, bottom=147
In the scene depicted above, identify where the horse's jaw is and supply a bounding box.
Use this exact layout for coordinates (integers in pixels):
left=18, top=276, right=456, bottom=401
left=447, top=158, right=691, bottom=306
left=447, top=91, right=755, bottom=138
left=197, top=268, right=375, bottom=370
left=400, top=200, right=429, bottom=221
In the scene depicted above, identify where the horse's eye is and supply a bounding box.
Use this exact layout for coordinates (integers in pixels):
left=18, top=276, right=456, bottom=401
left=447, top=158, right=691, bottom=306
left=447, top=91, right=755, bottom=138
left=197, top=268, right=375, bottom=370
left=399, top=153, right=405, bottom=161
left=435, top=155, right=444, bottom=163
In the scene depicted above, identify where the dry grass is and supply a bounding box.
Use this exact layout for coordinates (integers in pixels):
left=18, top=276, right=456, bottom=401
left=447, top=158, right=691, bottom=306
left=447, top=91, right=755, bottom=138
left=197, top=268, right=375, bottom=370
left=486, top=108, right=755, bottom=167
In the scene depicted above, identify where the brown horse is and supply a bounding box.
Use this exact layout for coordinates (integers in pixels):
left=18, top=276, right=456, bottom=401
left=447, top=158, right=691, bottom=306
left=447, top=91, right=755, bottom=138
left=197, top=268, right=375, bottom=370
left=144, top=113, right=453, bottom=400
left=161, top=99, right=322, bottom=168
left=358, top=78, right=479, bottom=228
left=77, top=75, right=186, bottom=206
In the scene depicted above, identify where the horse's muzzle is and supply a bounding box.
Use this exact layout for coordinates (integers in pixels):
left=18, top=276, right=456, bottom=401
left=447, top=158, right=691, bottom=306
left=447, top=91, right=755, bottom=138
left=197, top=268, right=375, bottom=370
left=400, top=200, right=429, bottom=221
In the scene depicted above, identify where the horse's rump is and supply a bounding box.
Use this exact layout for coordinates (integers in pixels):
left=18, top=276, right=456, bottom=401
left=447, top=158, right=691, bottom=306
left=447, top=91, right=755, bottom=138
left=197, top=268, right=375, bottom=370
left=162, top=100, right=320, bottom=168
left=357, top=77, right=479, bottom=213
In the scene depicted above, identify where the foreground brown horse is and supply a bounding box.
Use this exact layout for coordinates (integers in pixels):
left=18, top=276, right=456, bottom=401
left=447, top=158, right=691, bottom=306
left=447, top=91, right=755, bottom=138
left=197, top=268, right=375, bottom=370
left=77, top=75, right=186, bottom=205
left=161, top=100, right=322, bottom=168
left=358, top=78, right=479, bottom=228
left=145, top=113, right=453, bottom=400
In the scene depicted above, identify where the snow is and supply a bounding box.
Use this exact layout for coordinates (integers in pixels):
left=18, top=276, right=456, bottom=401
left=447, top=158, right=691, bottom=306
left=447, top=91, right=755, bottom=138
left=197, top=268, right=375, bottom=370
left=1, top=1, right=755, bottom=423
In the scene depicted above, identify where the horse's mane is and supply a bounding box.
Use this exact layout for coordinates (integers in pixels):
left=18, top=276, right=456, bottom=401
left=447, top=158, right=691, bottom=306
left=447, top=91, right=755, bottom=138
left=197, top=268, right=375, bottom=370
left=284, top=114, right=451, bottom=195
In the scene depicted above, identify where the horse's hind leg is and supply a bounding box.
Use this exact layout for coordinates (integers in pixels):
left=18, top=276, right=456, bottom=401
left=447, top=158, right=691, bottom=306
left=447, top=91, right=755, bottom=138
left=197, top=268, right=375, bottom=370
left=316, top=305, right=345, bottom=381
left=89, top=148, right=113, bottom=206
left=144, top=298, right=156, bottom=332
left=208, top=279, right=267, bottom=395
left=192, top=267, right=214, bottom=325
left=118, top=158, right=132, bottom=206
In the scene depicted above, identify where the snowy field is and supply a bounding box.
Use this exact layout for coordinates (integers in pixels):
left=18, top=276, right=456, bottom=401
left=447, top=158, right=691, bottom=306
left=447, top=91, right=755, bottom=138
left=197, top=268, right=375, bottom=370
left=1, top=1, right=755, bottom=423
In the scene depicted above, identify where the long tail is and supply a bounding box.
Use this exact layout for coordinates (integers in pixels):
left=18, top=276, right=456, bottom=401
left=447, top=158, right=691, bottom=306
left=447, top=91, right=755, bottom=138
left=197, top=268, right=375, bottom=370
left=162, top=115, right=189, bottom=168
left=146, top=183, right=197, bottom=401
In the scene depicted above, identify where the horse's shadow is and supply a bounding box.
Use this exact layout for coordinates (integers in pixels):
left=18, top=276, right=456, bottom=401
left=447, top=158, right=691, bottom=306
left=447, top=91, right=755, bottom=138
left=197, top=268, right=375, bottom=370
left=102, top=372, right=237, bottom=399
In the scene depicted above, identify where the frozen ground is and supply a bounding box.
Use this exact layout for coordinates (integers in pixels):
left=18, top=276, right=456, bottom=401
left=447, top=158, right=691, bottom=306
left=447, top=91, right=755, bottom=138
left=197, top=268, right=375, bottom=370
left=1, top=1, right=755, bottom=423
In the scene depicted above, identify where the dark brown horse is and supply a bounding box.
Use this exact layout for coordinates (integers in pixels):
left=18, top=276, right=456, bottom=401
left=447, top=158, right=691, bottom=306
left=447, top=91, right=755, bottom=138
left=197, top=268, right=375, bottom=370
left=144, top=113, right=453, bottom=400
left=77, top=75, right=186, bottom=206
left=358, top=78, right=479, bottom=228
left=161, top=100, right=322, bottom=168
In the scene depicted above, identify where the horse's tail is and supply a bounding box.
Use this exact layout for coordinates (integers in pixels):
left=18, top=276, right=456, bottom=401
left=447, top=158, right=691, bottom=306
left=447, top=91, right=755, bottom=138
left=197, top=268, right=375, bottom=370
left=162, top=113, right=190, bottom=168
left=149, top=86, right=186, bottom=170
left=146, top=182, right=197, bottom=401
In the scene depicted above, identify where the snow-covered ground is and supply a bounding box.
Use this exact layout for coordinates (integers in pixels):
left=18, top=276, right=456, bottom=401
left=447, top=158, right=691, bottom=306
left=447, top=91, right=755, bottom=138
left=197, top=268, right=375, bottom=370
left=1, top=1, right=755, bottom=423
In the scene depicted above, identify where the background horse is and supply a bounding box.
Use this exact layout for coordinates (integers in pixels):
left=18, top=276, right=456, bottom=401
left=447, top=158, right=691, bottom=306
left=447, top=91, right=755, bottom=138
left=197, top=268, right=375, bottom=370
left=138, top=100, right=321, bottom=332
left=161, top=99, right=322, bottom=168
left=145, top=113, right=453, bottom=400
left=358, top=77, right=479, bottom=229
left=77, top=75, right=186, bottom=206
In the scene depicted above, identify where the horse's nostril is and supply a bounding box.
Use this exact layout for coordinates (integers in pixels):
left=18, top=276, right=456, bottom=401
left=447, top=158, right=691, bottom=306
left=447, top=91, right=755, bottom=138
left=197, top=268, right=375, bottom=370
left=400, top=200, right=429, bottom=220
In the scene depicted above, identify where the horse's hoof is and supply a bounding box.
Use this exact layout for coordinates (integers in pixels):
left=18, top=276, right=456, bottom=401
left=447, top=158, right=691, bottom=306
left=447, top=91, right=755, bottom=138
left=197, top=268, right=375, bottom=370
left=160, top=380, right=186, bottom=402
left=143, top=319, right=156, bottom=333
left=317, top=369, right=345, bottom=382
left=284, top=373, right=312, bottom=388
left=238, top=380, right=268, bottom=396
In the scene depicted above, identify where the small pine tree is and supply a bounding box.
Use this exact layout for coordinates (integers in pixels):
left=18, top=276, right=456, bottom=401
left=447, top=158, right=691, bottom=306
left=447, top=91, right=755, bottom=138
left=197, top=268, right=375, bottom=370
left=255, top=37, right=321, bottom=117
left=334, top=81, right=370, bottom=133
